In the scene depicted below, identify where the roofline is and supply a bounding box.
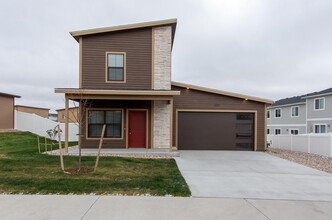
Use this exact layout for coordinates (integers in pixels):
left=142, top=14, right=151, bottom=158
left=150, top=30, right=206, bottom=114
left=268, top=102, right=306, bottom=109
left=55, top=88, right=180, bottom=96
left=14, top=105, right=50, bottom=110
left=302, top=92, right=332, bottom=99
left=56, top=107, right=79, bottom=111
left=171, top=81, right=273, bottom=104
left=0, top=92, right=21, bottom=98
left=70, top=18, right=177, bottom=42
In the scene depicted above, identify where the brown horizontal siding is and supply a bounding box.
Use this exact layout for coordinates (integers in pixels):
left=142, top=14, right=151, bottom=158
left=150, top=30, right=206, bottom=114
left=172, top=86, right=266, bottom=151
left=80, top=100, right=151, bottom=148
left=82, top=28, right=152, bottom=89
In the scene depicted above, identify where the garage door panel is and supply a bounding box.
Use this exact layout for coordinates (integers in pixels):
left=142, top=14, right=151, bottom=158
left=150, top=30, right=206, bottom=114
left=178, top=112, right=254, bottom=150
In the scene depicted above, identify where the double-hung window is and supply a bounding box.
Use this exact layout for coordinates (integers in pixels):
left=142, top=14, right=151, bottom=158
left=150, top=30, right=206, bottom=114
left=107, top=53, right=125, bottom=82
left=314, top=124, right=327, bottom=134
left=291, top=106, right=299, bottom=117
left=275, top=109, right=281, bottom=118
left=314, top=98, right=325, bottom=110
left=88, top=110, right=122, bottom=138
left=267, top=110, right=270, bottom=119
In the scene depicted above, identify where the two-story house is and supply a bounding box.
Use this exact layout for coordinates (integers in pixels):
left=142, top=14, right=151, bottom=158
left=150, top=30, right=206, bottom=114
left=267, top=87, right=332, bottom=135
left=55, top=19, right=272, bottom=151
left=304, top=88, right=332, bottom=133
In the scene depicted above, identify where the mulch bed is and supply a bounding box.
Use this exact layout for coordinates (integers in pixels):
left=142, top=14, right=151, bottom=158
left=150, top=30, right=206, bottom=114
left=64, top=168, right=93, bottom=174
left=267, top=148, right=332, bottom=174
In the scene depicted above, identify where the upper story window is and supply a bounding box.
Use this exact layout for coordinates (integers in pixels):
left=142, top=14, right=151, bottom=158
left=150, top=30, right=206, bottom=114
left=267, top=110, right=270, bottom=119
left=291, top=106, right=299, bottom=117
left=314, top=124, right=327, bottom=133
left=107, top=52, right=126, bottom=82
left=314, top=97, right=325, bottom=110
left=275, top=109, right=281, bottom=118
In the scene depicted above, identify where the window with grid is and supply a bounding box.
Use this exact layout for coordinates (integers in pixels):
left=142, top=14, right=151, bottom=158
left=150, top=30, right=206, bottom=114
left=107, top=53, right=125, bottom=81
left=88, top=110, right=122, bottom=138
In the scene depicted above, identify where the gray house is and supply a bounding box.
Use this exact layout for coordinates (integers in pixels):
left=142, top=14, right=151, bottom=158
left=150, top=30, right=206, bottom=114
left=267, top=87, right=332, bottom=135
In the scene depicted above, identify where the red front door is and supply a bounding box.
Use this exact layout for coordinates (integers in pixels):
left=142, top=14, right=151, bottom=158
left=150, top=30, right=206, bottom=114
left=128, top=110, right=147, bottom=148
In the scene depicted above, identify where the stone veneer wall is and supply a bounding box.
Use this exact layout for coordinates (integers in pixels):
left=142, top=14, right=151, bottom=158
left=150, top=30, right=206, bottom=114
left=153, top=26, right=172, bottom=90
left=153, top=100, right=171, bottom=149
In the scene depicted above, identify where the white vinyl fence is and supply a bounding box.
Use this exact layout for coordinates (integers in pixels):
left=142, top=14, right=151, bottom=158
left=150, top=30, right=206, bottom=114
left=15, top=111, right=78, bottom=142
left=267, top=134, right=332, bottom=157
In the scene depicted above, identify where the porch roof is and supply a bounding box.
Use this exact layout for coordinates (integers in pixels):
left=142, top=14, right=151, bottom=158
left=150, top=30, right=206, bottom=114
left=55, top=88, right=180, bottom=100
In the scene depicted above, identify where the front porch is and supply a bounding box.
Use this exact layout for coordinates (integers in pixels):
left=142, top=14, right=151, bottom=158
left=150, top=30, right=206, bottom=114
left=55, top=88, right=180, bottom=152
left=46, top=145, right=180, bottom=158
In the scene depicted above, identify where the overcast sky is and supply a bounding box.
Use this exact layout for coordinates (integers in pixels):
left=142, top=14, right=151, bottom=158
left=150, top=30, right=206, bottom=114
left=1, top=0, right=332, bottom=112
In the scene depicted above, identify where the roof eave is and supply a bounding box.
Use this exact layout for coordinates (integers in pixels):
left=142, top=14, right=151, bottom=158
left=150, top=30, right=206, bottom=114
left=70, top=18, right=177, bottom=42
left=268, top=102, right=306, bottom=108
left=301, top=92, right=332, bottom=99
left=54, top=88, right=180, bottom=96
left=171, top=81, right=273, bottom=104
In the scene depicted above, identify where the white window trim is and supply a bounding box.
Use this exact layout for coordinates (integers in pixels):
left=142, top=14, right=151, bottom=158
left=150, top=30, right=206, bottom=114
left=274, top=108, right=281, bottom=118
left=313, top=123, right=327, bottom=134
left=291, top=106, right=299, bottom=118
left=274, top=128, right=281, bottom=135
left=314, top=97, right=325, bottom=111
left=289, top=128, right=299, bottom=135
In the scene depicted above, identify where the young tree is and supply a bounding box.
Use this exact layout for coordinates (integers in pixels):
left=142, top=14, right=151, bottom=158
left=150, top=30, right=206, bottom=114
left=69, top=98, right=92, bottom=170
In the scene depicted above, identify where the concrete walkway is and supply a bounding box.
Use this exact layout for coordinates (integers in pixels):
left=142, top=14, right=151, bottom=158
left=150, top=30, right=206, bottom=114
left=175, top=151, right=332, bottom=201
left=1, top=195, right=332, bottom=220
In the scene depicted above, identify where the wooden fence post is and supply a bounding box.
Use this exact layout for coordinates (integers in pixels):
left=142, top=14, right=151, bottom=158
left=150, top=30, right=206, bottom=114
left=94, top=124, right=106, bottom=173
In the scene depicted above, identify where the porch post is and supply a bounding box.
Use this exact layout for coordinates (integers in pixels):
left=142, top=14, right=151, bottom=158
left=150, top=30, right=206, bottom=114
left=65, top=94, right=69, bottom=152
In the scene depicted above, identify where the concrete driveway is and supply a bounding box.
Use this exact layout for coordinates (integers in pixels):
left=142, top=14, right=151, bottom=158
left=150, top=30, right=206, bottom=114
left=175, top=151, right=332, bottom=201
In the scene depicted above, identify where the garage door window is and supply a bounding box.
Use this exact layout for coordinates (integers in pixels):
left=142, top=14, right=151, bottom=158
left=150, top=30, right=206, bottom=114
left=235, top=113, right=254, bottom=150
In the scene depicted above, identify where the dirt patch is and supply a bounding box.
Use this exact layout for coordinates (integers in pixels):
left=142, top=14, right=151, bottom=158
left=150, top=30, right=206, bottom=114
left=267, top=148, right=332, bottom=174
left=64, top=168, right=93, bottom=174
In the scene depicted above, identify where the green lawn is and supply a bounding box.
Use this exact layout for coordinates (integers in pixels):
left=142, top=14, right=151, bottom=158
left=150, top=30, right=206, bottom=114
left=0, top=132, right=190, bottom=196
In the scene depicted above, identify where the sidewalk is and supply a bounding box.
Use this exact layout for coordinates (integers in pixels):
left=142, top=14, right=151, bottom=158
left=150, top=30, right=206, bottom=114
left=1, top=195, right=332, bottom=220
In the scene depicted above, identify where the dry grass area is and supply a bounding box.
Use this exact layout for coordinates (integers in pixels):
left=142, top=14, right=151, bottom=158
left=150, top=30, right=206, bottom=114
left=267, top=148, right=332, bottom=174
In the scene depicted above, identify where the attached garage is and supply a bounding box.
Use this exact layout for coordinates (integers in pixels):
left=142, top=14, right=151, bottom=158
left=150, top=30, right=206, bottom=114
left=177, top=111, right=254, bottom=150
left=172, top=82, right=273, bottom=151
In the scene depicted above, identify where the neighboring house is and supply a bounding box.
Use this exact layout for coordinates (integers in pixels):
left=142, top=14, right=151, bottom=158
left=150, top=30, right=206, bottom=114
left=0, top=92, right=20, bottom=129
left=55, top=19, right=272, bottom=151
left=267, top=87, right=332, bottom=135
left=56, top=107, right=79, bottom=123
left=15, top=105, right=50, bottom=118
